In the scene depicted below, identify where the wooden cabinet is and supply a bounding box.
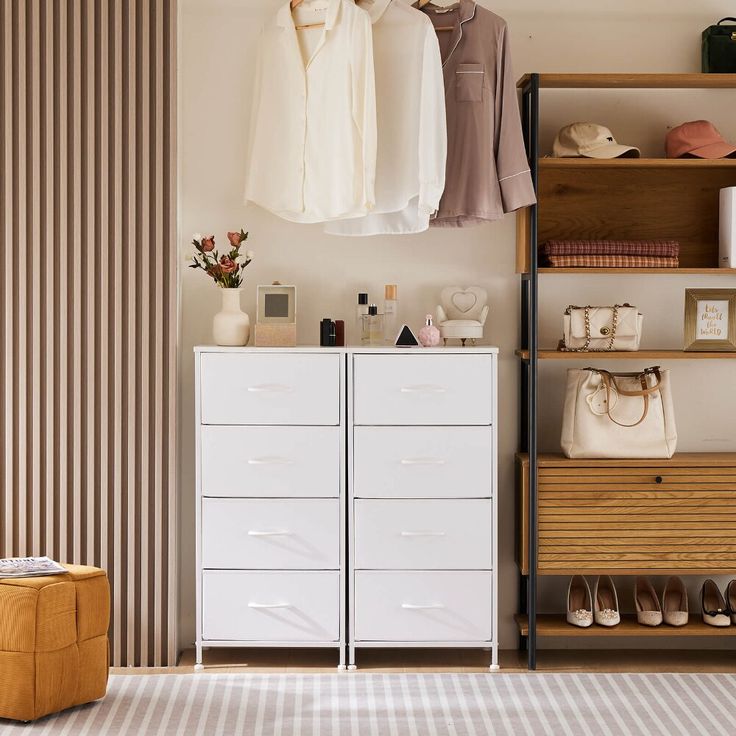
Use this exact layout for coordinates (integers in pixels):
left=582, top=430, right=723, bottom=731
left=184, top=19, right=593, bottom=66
left=517, top=453, right=736, bottom=576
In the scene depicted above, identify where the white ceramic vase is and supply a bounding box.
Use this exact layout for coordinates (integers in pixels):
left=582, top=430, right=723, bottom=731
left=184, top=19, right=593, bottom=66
left=212, top=288, right=250, bottom=346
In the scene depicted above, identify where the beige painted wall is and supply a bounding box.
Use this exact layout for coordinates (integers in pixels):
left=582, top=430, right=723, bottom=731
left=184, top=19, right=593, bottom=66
left=179, top=0, right=736, bottom=653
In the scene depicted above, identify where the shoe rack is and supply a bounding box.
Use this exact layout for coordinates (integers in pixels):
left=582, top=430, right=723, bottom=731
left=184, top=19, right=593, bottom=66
left=516, top=73, right=736, bottom=670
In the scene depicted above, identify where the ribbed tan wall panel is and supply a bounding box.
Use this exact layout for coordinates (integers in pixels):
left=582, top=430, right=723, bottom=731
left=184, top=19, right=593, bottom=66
left=0, top=0, right=178, bottom=667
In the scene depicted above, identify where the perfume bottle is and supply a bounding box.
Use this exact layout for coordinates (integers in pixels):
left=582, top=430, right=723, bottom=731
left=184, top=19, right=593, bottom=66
left=355, top=292, right=369, bottom=344
left=418, top=314, right=441, bottom=347
left=361, top=304, right=384, bottom=345
left=383, top=284, right=398, bottom=342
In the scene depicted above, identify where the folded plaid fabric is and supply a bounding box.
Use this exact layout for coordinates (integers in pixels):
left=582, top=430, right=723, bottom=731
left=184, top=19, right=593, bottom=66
left=542, top=240, right=680, bottom=258
left=546, top=255, right=680, bottom=268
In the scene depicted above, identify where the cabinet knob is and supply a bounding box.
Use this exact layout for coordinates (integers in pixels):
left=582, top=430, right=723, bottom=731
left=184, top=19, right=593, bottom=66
left=655, top=475, right=663, bottom=484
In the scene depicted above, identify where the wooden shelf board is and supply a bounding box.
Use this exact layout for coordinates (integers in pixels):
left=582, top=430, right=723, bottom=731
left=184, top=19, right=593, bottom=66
left=517, top=73, right=736, bottom=89
left=515, top=614, right=736, bottom=637
left=540, top=158, right=736, bottom=169
left=536, top=268, right=736, bottom=275
left=520, top=452, right=736, bottom=467
left=516, top=349, right=736, bottom=360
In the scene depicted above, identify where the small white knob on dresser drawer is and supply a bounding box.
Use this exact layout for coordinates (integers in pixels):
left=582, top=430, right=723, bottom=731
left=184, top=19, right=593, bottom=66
left=247, top=457, right=295, bottom=466
left=247, top=384, right=294, bottom=393
left=248, top=602, right=291, bottom=609
left=399, top=385, right=447, bottom=394
left=400, top=458, right=446, bottom=466
left=400, top=531, right=446, bottom=537
left=401, top=603, right=445, bottom=610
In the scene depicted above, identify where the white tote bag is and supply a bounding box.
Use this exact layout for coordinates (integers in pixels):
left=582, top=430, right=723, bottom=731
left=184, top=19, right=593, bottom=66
left=560, top=367, right=677, bottom=459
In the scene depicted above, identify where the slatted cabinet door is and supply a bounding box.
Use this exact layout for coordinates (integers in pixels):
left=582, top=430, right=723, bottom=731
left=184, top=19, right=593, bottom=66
left=519, top=454, right=736, bottom=576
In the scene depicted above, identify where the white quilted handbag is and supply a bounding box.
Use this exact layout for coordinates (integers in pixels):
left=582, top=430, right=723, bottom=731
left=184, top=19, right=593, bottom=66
left=562, top=304, right=643, bottom=351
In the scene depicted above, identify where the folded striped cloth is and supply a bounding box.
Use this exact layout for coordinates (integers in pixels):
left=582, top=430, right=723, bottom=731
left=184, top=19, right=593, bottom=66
left=542, top=240, right=680, bottom=258
left=546, top=254, right=680, bottom=268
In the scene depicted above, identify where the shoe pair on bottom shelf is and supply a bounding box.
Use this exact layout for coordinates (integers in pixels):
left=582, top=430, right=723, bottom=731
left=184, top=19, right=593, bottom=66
left=701, top=579, right=736, bottom=627
left=566, top=575, right=620, bottom=628
left=634, top=577, right=688, bottom=627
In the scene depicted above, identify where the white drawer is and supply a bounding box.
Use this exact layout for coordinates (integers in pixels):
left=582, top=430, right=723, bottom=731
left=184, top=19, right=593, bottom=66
left=354, top=571, right=491, bottom=642
left=354, top=499, right=491, bottom=570
left=353, top=354, right=492, bottom=425
left=202, top=498, right=339, bottom=569
left=201, top=426, right=340, bottom=497
left=353, top=426, right=492, bottom=498
left=202, top=571, right=339, bottom=642
left=200, top=353, right=341, bottom=425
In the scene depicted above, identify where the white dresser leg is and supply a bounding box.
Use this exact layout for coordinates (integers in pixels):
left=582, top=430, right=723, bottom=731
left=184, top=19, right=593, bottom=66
left=194, top=643, right=204, bottom=671
left=489, top=644, right=499, bottom=671
left=347, top=644, right=357, bottom=670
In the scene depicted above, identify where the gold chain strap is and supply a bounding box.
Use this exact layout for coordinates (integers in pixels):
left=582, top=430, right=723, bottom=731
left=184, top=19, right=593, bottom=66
left=561, top=305, right=621, bottom=352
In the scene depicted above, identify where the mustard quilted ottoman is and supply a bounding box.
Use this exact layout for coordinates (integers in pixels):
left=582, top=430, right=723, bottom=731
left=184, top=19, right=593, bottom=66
left=0, top=565, right=109, bottom=722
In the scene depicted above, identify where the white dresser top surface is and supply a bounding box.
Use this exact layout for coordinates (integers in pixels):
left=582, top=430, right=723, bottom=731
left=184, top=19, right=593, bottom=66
left=194, top=345, right=500, bottom=355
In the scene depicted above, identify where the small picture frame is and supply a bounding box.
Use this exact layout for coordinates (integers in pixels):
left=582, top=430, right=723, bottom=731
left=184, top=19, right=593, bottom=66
left=684, top=288, right=736, bottom=351
left=257, top=284, right=296, bottom=324
left=255, top=284, right=297, bottom=347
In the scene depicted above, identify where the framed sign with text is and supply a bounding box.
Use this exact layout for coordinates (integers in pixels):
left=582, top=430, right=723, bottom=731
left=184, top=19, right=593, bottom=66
left=684, top=288, right=736, bottom=351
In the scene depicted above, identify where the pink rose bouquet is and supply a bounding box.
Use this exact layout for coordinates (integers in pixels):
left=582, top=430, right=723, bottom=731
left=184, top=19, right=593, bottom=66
left=190, top=229, right=254, bottom=288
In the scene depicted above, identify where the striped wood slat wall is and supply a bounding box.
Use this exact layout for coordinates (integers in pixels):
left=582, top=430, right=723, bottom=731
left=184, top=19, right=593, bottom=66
left=0, top=0, right=178, bottom=667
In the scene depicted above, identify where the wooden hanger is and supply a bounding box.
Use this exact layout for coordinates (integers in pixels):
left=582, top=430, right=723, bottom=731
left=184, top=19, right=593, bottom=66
left=291, top=0, right=326, bottom=30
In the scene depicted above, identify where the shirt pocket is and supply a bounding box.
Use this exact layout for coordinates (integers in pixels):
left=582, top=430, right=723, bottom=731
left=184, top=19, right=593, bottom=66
left=455, top=63, right=485, bottom=102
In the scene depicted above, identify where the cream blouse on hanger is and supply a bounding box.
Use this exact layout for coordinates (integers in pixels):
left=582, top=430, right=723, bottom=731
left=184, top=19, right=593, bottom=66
left=244, top=0, right=377, bottom=224
left=325, top=0, right=447, bottom=236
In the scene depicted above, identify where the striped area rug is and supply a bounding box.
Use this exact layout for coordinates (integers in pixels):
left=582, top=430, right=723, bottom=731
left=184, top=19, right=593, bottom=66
left=1, top=673, right=735, bottom=735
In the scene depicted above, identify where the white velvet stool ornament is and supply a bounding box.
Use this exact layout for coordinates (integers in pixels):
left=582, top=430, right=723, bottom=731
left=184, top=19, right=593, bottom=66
left=435, top=286, right=489, bottom=346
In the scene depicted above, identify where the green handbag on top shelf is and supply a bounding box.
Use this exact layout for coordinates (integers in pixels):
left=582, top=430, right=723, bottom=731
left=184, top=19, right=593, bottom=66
left=702, top=18, right=736, bottom=73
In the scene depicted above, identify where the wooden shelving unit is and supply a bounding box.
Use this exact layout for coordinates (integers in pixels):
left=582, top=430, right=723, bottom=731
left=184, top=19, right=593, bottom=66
left=515, top=615, right=736, bottom=638
left=515, top=73, right=736, bottom=670
left=516, top=349, right=736, bottom=360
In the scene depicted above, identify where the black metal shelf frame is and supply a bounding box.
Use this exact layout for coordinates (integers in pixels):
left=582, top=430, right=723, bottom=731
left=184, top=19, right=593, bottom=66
left=519, top=73, right=539, bottom=671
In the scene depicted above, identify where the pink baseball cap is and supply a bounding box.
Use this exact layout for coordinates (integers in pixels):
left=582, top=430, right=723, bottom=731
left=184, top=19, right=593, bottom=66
left=666, top=120, right=736, bottom=159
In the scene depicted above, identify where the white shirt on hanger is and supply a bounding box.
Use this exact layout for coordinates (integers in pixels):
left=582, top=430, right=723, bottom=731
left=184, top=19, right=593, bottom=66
left=325, top=0, right=446, bottom=236
left=244, top=0, right=377, bottom=224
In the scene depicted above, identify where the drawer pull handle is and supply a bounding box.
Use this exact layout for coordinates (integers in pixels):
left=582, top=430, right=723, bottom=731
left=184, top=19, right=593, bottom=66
left=400, top=385, right=447, bottom=394
left=247, top=458, right=294, bottom=466
left=400, top=531, right=446, bottom=537
left=655, top=476, right=664, bottom=484
left=248, top=602, right=290, bottom=609
left=248, top=530, right=292, bottom=537
left=401, top=603, right=445, bottom=610
left=401, top=458, right=446, bottom=466
left=247, top=384, right=294, bottom=393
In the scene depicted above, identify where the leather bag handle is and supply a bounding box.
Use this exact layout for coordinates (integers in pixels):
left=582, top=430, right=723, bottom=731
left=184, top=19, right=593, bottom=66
left=717, top=17, right=736, bottom=24
left=593, top=368, right=662, bottom=428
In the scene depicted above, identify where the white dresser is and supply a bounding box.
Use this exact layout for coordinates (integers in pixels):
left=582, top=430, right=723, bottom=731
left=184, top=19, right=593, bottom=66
left=195, top=346, right=498, bottom=671
left=349, top=348, right=498, bottom=670
left=195, top=348, right=346, bottom=670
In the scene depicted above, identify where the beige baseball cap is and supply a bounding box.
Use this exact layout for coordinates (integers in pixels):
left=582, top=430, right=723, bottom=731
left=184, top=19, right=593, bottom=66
left=552, top=122, right=640, bottom=159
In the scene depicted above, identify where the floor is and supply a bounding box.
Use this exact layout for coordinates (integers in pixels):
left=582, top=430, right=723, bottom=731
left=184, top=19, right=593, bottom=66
left=111, top=648, right=736, bottom=675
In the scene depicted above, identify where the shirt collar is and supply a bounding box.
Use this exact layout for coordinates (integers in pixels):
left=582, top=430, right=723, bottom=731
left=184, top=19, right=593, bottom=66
left=277, top=0, right=342, bottom=31
left=415, top=0, right=475, bottom=24
left=357, top=0, right=392, bottom=24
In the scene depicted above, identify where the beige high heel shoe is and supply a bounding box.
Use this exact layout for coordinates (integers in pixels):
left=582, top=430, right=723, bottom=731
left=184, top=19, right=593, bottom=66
left=566, top=575, right=593, bottom=628
left=701, top=579, right=730, bottom=627
left=662, top=576, right=688, bottom=627
left=634, top=577, right=662, bottom=626
left=593, top=575, right=620, bottom=627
